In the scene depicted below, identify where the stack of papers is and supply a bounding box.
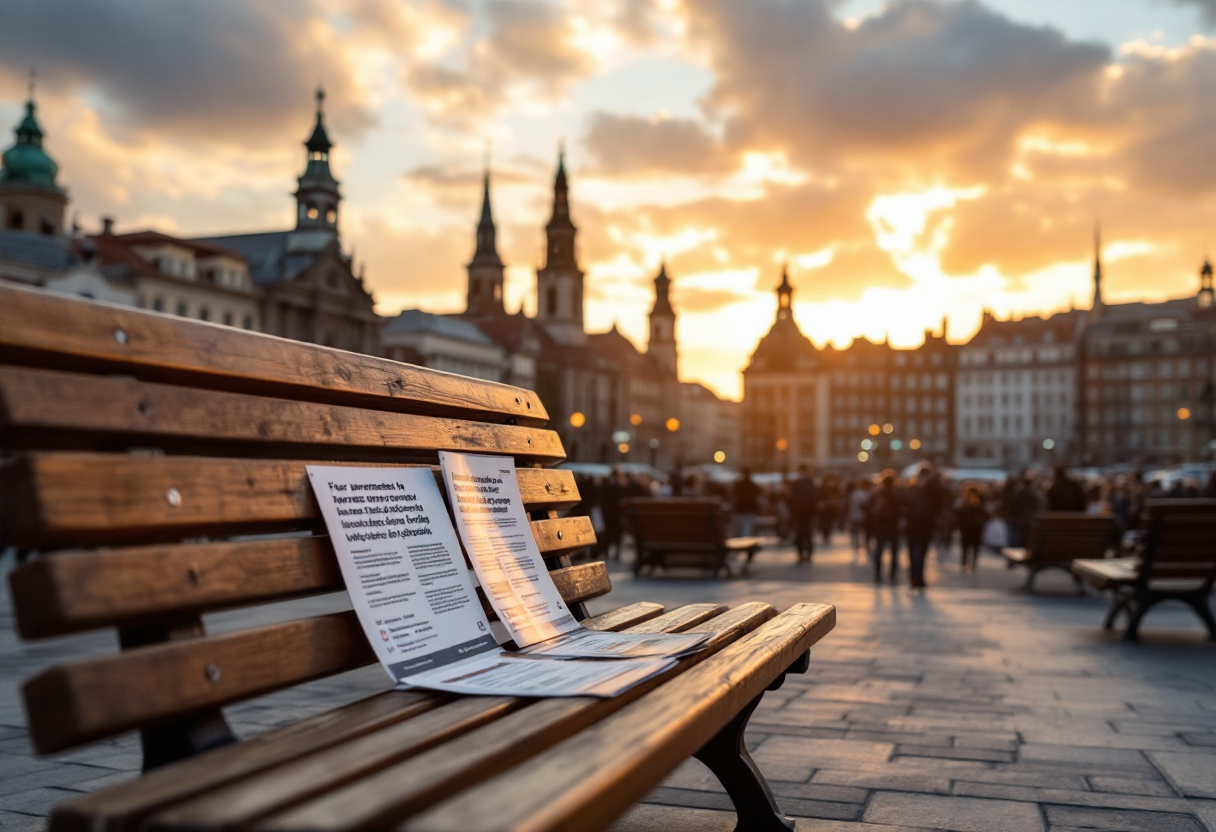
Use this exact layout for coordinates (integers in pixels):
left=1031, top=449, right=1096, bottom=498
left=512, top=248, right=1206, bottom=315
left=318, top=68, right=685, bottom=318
left=307, top=454, right=709, bottom=699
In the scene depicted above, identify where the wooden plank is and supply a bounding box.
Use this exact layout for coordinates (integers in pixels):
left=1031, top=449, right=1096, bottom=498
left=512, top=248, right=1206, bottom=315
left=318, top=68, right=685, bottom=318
left=621, top=604, right=726, bottom=634
left=245, top=605, right=777, bottom=832
left=530, top=516, right=596, bottom=558
left=0, top=283, right=547, bottom=425
left=580, top=602, right=664, bottom=632
left=45, top=601, right=653, bottom=832
left=2, top=454, right=580, bottom=548
left=0, top=366, right=563, bottom=461
left=12, top=541, right=610, bottom=638
left=399, top=603, right=835, bottom=832
left=1072, top=559, right=1138, bottom=589
left=24, top=612, right=375, bottom=755
left=47, top=691, right=439, bottom=832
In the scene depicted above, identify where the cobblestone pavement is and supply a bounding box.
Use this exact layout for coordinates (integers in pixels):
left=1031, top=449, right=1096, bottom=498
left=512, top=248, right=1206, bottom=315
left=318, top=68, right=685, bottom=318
left=3, top=540, right=1215, bottom=832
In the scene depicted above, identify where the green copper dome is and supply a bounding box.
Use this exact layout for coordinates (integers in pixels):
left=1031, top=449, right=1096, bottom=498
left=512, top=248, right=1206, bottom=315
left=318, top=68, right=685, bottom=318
left=1, top=99, right=61, bottom=190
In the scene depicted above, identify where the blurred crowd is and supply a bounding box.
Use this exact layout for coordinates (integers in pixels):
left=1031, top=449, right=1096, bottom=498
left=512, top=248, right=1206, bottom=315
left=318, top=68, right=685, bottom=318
left=569, top=462, right=1216, bottom=591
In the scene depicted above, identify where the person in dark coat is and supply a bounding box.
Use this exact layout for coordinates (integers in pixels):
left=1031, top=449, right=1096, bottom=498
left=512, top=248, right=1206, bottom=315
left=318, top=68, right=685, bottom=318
left=1045, top=464, right=1086, bottom=512
left=789, top=465, right=818, bottom=564
left=867, top=471, right=902, bottom=584
left=955, top=484, right=988, bottom=573
left=733, top=468, right=761, bottom=537
left=904, top=465, right=949, bottom=589
left=1007, top=473, right=1042, bottom=548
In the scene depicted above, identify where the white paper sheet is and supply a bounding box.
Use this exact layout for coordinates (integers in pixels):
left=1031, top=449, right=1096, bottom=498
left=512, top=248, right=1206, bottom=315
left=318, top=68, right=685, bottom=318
left=307, top=465, right=498, bottom=682
left=398, top=651, right=675, bottom=698
left=520, top=629, right=713, bottom=660
left=438, top=452, right=580, bottom=647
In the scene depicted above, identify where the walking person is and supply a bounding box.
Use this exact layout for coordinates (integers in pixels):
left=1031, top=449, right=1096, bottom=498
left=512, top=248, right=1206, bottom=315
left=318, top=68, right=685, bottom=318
left=847, top=479, right=871, bottom=562
left=867, top=471, right=902, bottom=585
left=904, top=464, right=948, bottom=590
left=789, top=465, right=818, bottom=564
left=1045, top=464, right=1086, bottom=512
left=955, top=484, right=988, bottom=573
left=733, top=467, right=761, bottom=537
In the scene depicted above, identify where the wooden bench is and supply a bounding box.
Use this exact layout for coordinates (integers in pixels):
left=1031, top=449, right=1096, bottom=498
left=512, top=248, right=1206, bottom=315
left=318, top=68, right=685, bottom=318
left=1002, top=513, right=1114, bottom=593
left=0, top=283, right=835, bottom=832
left=1072, top=500, right=1216, bottom=641
left=624, top=498, right=761, bottom=578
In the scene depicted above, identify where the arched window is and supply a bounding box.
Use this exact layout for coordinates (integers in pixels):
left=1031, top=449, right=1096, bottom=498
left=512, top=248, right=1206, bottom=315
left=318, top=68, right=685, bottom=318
left=40, top=216, right=55, bottom=235
left=306, top=205, right=319, bottom=220
left=7, top=209, right=24, bottom=230
left=547, top=285, right=559, bottom=316
left=326, top=208, right=337, bottom=224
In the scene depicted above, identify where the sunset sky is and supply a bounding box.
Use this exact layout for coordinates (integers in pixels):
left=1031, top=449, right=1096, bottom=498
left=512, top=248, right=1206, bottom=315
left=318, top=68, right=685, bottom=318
left=5, top=0, right=1216, bottom=399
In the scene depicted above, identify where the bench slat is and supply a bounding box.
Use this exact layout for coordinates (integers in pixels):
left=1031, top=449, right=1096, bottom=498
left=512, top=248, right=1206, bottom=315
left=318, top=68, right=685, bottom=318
left=245, top=605, right=778, bottom=832
left=2, top=454, right=580, bottom=548
left=621, top=604, right=727, bottom=634
left=1072, top=558, right=1138, bottom=589
left=11, top=543, right=611, bottom=638
left=0, top=366, right=563, bottom=462
left=0, top=283, right=546, bottom=425
left=23, top=560, right=609, bottom=751
left=400, top=603, right=835, bottom=832
left=580, top=602, right=664, bottom=632
left=45, top=602, right=663, bottom=832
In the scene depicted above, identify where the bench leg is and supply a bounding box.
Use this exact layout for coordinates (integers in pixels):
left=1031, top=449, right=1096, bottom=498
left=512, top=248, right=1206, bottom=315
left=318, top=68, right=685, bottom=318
left=1103, top=591, right=1130, bottom=630
left=1188, top=594, right=1216, bottom=640
left=693, top=653, right=809, bottom=832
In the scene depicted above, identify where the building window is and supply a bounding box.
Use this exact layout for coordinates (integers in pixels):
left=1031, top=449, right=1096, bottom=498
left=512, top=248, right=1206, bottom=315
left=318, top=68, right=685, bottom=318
left=547, top=285, right=559, bottom=316
left=176, top=301, right=188, bottom=316
left=223, top=311, right=233, bottom=326
left=243, top=316, right=253, bottom=330
left=199, top=307, right=210, bottom=322
left=7, top=209, right=24, bottom=229
left=152, top=297, right=164, bottom=312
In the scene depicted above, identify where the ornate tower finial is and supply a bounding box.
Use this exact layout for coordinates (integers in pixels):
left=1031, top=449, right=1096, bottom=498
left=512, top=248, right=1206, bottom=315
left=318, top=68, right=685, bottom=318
left=536, top=146, right=584, bottom=344
left=1091, top=220, right=1104, bottom=317
left=294, top=87, right=340, bottom=233
left=466, top=152, right=505, bottom=316
left=1199, top=257, right=1214, bottom=309
left=776, top=262, right=793, bottom=319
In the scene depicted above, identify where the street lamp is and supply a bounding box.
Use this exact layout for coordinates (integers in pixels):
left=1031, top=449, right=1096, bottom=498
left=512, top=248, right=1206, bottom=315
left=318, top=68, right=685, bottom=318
left=569, top=411, right=586, bottom=428
left=630, top=413, right=643, bottom=426
left=665, top=417, right=680, bottom=432
left=713, top=450, right=726, bottom=463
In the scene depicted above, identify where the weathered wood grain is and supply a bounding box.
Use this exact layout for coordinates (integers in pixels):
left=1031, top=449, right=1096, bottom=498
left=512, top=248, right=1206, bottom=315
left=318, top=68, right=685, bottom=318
left=250, top=604, right=778, bottom=832
left=11, top=541, right=610, bottom=638
left=0, top=283, right=546, bottom=424
left=44, top=601, right=656, bottom=832
left=620, top=603, right=727, bottom=634
left=400, top=603, right=835, bottom=832
left=580, top=602, right=664, bottom=632
left=0, top=366, right=563, bottom=462
left=1, top=453, right=581, bottom=548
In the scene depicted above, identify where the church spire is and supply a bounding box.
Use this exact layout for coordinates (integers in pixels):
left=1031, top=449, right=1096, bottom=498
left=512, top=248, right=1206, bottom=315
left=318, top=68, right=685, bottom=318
left=466, top=158, right=505, bottom=316
left=536, top=144, right=585, bottom=344
left=776, top=262, right=793, bottom=320
left=1, top=71, right=69, bottom=235
left=647, top=260, right=677, bottom=376
left=294, top=87, right=340, bottom=233
left=1090, top=222, right=1103, bottom=318
left=1199, top=258, right=1214, bottom=309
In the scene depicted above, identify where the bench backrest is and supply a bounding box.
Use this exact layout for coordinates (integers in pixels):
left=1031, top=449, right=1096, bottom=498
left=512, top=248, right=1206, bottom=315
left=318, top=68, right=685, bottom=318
left=1139, top=499, right=1216, bottom=586
left=0, top=284, right=605, bottom=761
left=623, top=498, right=727, bottom=552
left=1028, top=513, right=1114, bottom=564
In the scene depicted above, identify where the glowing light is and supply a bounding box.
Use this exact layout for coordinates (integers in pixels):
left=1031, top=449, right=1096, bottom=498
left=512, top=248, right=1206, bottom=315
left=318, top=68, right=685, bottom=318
left=713, top=450, right=726, bottom=463
left=648, top=438, right=660, bottom=449
left=630, top=413, right=643, bottom=426
left=909, top=439, right=922, bottom=450
left=1043, top=438, right=1056, bottom=450
left=618, top=442, right=630, bottom=454
left=1177, top=407, right=1191, bottom=420
left=858, top=451, right=869, bottom=462
left=861, top=439, right=873, bottom=450
left=882, top=423, right=894, bottom=434
left=868, top=424, right=881, bottom=436
left=612, top=430, right=631, bottom=443
left=776, top=438, right=789, bottom=451
left=666, top=418, right=681, bottom=432
left=569, top=412, right=586, bottom=428
left=890, top=439, right=903, bottom=451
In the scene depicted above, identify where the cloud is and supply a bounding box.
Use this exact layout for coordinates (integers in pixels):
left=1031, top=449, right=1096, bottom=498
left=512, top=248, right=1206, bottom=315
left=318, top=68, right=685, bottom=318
left=687, top=0, right=1108, bottom=180
left=403, top=0, right=598, bottom=125
left=581, top=112, right=732, bottom=176
left=0, top=0, right=373, bottom=147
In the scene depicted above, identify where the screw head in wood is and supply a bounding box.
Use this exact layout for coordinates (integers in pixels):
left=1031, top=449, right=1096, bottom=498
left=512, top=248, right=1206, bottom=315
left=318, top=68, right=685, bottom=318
left=114, top=329, right=128, bottom=345
left=205, top=663, right=221, bottom=683
left=545, top=483, right=552, bottom=493
left=526, top=437, right=532, bottom=445
left=187, top=567, right=200, bottom=586
left=167, top=487, right=182, bottom=508
left=515, top=397, right=522, bottom=405
left=557, top=530, right=563, bottom=540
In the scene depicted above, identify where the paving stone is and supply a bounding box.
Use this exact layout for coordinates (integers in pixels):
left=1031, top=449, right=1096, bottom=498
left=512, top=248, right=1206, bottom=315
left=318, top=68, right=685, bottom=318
left=1018, top=744, right=1155, bottom=773
left=1042, top=804, right=1205, bottom=831
left=895, top=743, right=1016, bottom=763
left=750, top=736, right=893, bottom=781
left=608, top=803, right=926, bottom=832
left=1088, top=776, right=1178, bottom=797
left=811, top=768, right=952, bottom=795
left=1150, top=752, right=1216, bottom=799
left=952, top=780, right=1194, bottom=813
left=864, top=792, right=1046, bottom=831
left=0, top=810, right=46, bottom=832
left=1181, top=734, right=1216, bottom=748
left=0, top=790, right=75, bottom=817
